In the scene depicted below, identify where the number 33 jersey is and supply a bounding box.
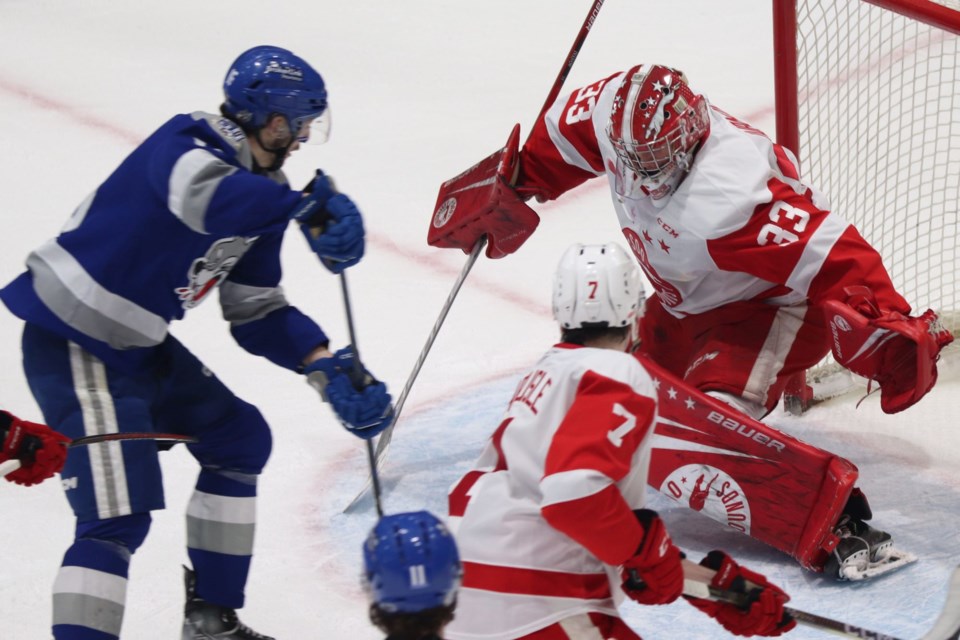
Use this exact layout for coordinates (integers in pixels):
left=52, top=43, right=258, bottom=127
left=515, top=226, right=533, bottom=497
left=446, top=343, right=658, bottom=640
left=516, top=70, right=908, bottom=318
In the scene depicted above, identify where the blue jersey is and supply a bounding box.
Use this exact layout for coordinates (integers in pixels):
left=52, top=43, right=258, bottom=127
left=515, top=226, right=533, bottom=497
left=1, top=111, right=328, bottom=374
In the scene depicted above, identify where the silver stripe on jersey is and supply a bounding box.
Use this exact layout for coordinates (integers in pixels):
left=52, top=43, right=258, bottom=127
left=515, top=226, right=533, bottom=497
left=219, top=281, right=289, bottom=326
left=186, top=487, right=257, bottom=556
left=61, top=190, right=96, bottom=233
left=53, top=566, right=127, bottom=636
left=168, top=147, right=239, bottom=233
left=28, top=240, right=169, bottom=349
left=69, top=343, right=132, bottom=519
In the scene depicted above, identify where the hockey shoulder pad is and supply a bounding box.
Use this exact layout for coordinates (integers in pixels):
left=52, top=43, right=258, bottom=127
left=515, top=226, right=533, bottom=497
left=427, top=124, right=540, bottom=259
left=823, top=285, right=954, bottom=414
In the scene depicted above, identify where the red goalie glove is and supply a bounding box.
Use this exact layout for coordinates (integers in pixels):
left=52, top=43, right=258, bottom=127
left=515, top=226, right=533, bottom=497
left=427, top=124, right=540, bottom=259
left=823, top=285, right=954, bottom=414
left=686, top=551, right=796, bottom=637
left=0, top=410, right=69, bottom=486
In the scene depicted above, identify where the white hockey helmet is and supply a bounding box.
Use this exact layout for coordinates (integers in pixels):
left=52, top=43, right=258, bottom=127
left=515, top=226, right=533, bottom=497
left=552, top=242, right=644, bottom=330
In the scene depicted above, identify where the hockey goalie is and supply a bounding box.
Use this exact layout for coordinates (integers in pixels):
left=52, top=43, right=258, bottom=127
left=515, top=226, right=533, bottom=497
left=428, top=63, right=953, bottom=580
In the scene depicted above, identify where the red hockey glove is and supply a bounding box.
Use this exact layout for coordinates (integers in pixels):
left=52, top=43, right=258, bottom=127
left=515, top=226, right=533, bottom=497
left=619, top=509, right=684, bottom=605
left=686, top=551, right=796, bottom=637
left=823, top=285, right=953, bottom=413
left=0, top=411, right=69, bottom=486
left=427, top=124, right=540, bottom=259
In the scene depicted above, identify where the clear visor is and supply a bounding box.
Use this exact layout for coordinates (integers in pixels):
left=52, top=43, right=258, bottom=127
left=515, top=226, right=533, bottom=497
left=295, top=109, right=332, bottom=145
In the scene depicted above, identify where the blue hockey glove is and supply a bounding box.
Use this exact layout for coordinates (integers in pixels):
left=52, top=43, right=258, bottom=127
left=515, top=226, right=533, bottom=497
left=292, top=172, right=365, bottom=274
left=304, top=347, right=393, bottom=439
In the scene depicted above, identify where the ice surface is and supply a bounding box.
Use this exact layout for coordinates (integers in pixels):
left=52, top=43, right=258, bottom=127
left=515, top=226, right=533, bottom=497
left=0, top=1, right=957, bottom=638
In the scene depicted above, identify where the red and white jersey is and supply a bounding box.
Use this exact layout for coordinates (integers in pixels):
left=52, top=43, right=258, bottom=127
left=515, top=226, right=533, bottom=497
left=517, top=71, right=910, bottom=318
left=445, top=344, right=657, bottom=640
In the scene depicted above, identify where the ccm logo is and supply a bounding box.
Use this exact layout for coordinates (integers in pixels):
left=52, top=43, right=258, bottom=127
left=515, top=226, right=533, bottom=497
left=707, top=411, right=785, bottom=452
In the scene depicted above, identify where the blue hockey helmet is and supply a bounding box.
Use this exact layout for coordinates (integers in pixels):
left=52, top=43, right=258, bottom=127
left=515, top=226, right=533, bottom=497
left=362, top=511, right=462, bottom=613
left=222, top=45, right=328, bottom=138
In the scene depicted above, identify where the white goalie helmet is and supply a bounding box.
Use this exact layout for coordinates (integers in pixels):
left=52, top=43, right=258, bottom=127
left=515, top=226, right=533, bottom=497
left=552, top=242, right=644, bottom=329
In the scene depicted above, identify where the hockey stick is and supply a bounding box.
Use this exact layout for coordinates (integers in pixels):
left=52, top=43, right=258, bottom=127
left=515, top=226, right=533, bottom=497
left=344, top=0, right=606, bottom=512
left=338, top=270, right=387, bottom=518
left=67, top=432, right=197, bottom=448
left=343, top=236, right=486, bottom=513
left=682, top=560, right=960, bottom=640
left=2, top=432, right=197, bottom=479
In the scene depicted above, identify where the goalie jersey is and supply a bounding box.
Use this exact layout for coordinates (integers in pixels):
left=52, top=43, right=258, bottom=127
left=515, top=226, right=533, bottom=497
left=446, top=343, right=657, bottom=640
left=517, top=71, right=910, bottom=318
left=0, top=112, right=327, bottom=374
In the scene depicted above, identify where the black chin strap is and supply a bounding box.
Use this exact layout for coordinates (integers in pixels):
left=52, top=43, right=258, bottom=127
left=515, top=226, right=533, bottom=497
left=252, top=128, right=293, bottom=174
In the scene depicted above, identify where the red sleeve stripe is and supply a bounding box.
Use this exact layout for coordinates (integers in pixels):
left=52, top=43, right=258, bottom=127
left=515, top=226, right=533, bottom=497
left=461, top=561, right=612, bottom=600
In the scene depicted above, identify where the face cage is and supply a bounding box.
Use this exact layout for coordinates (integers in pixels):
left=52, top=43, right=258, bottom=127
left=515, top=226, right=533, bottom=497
left=608, top=126, right=691, bottom=191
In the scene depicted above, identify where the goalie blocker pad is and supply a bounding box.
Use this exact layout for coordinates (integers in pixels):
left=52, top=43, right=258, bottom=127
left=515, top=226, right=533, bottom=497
left=638, top=355, right=857, bottom=573
left=427, top=124, right=540, bottom=259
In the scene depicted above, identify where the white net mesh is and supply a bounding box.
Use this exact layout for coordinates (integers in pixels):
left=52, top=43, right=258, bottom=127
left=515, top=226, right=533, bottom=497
left=794, top=0, right=960, bottom=384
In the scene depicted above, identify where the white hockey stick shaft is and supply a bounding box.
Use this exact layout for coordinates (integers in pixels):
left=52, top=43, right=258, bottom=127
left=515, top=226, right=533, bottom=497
left=372, top=235, right=486, bottom=462
left=344, top=0, right=608, bottom=514
left=342, top=237, right=486, bottom=513
left=683, top=560, right=960, bottom=640
left=0, top=459, right=21, bottom=477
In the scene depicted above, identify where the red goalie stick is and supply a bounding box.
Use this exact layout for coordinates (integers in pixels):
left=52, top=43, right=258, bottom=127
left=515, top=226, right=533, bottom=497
left=1, top=432, right=197, bottom=478
left=683, top=560, right=960, bottom=640
left=344, top=0, right=607, bottom=512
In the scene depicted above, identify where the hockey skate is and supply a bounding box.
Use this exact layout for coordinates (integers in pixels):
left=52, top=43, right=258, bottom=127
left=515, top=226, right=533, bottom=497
left=182, top=566, right=275, bottom=640
left=823, top=515, right=917, bottom=581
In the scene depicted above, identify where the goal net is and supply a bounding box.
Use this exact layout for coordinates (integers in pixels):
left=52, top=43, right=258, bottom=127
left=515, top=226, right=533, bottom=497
left=774, top=0, right=960, bottom=408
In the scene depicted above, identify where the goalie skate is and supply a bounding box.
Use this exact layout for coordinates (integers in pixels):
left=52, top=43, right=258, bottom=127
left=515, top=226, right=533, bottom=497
left=824, top=515, right=917, bottom=581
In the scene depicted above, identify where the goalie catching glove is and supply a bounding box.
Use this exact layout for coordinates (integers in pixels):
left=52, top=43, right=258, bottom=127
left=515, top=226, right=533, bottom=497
left=0, top=410, right=69, bottom=486
left=304, top=347, right=393, bottom=439
left=823, top=285, right=953, bottom=413
left=619, top=509, right=685, bottom=606
left=427, top=124, right=540, bottom=259
left=686, top=551, right=796, bottom=637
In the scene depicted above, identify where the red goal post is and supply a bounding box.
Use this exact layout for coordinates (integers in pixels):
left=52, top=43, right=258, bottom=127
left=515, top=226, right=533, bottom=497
left=774, top=0, right=960, bottom=413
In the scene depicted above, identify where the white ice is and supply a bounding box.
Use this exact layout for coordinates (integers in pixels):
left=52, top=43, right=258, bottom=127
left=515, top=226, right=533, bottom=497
left=0, top=1, right=958, bottom=638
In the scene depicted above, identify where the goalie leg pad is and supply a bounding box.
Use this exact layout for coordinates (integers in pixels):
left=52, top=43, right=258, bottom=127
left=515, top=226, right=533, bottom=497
left=638, top=354, right=856, bottom=572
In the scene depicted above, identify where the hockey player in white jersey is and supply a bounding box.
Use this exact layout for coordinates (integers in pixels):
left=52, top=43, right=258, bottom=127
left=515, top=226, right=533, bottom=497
left=0, top=46, right=393, bottom=640
left=0, top=409, right=68, bottom=485
left=428, top=64, right=952, bottom=581
left=445, top=243, right=795, bottom=640
left=362, top=510, right=462, bottom=640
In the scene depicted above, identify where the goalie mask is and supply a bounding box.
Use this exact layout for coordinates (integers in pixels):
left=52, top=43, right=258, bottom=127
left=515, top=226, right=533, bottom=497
left=606, top=64, right=710, bottom=201
left=553, top=242, right=644, bottom=330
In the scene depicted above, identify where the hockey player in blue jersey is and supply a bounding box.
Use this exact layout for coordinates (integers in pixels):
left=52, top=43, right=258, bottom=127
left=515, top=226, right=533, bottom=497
left=0, top=45, right=393, bottom=640
left=363, top=511, right=463, bottom=640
